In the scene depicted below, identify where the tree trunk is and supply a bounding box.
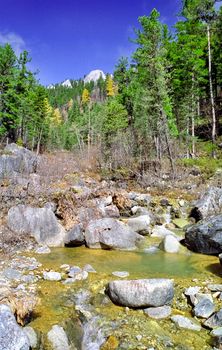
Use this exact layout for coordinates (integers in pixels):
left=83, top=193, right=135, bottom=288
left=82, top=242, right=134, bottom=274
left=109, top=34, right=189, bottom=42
left=186, top=118, right=190, bottom=159
left=36, top=129, right=43, bottom=156
left=165, top=129, right=175, bottom=178
left=191, top=74, right=195, bottom=158
left=88, top=107, right=91, bottom=159
left=207, top=24, right=216, bottom=157
left=191, top=114, right=195, bottom=158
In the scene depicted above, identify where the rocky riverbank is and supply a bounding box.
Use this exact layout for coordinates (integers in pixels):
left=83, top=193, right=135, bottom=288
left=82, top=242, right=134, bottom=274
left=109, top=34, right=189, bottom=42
left=1, top=144, right=222, bottom=349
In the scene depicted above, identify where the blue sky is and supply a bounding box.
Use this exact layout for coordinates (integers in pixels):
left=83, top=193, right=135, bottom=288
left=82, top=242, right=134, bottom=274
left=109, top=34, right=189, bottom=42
left=0, top=0, right=183, bottom=85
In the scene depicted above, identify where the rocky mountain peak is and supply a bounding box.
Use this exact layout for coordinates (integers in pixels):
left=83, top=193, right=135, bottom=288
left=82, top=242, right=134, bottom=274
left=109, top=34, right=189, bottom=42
left=84, top=69, right=106, bottom=84
left=61, top=79, right=72, bottom=88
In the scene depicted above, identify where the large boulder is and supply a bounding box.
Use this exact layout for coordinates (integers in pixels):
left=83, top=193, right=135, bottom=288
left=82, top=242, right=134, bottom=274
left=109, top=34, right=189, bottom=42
left=7, top=205, right=66, bottom=247
left=84, top=218, right=144, bottom=250
left=64, top=224, right=85, bottom=247
left=190, top=187, right=222, bottom=221
left=106, top=279, right=174, bottom=308
left=0, top=304, right=30, bottom=350
left=159, top=235, right=180, bottom=253
left=185, top=215, right=222, bottom=255
left=0, top=143, right=37, bottom=178
left=126, top=215, right=151, bottom=235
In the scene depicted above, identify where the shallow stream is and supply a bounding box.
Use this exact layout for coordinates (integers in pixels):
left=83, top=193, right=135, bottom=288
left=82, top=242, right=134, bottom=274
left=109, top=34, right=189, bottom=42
left=28, top=243, right=222, bottom=349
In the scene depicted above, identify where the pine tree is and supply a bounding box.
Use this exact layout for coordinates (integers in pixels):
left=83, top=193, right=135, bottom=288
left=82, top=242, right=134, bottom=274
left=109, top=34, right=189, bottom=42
left=169, top=19, right=207, bottom=157
left=132, top=9, right=176, bottom=173
left=182, top=0, right=218, bottom=156
left=0, top=44, right=20, bottom=140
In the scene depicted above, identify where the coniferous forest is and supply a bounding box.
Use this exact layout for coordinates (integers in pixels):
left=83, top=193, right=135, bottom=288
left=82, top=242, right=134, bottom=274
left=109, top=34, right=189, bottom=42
left=1, top=0, right=222, bottom=177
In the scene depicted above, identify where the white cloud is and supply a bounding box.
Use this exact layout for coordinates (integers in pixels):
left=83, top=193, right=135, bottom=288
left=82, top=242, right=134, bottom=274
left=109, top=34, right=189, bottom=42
left=0, top=32, right=26, bottom=56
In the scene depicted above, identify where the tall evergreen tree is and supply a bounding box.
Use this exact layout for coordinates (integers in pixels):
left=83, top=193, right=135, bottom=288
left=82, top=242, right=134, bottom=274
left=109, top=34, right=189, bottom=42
left=132, top=9, right=176, bottom=172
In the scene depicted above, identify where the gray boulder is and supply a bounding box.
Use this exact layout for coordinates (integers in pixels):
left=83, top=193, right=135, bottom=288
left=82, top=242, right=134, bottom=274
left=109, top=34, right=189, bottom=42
left=106, top=279, right=174, bottom=308
left=171, top=315, right=201, bottom=331
left=103, top=204, right=120, bottom=218
left=193, top=298, right=215, bottom=319
left=208, top=284, right=222, bottom=292
left=126, top=215, right=151, bottom=235
left=144, top=305, right=171, bottom=319
left=159, top=235, right=180, bottom=253
left=7, top=205, right=66, bottom=247
left=185, top=215, right=222, bottom=254
left=64, top=224, right=85, bottom=247
left=190, top=187, right=222, bottom=221
left=0, top=304, right=30, bottom=350
left=131, top=206, right=150, bottom=216
left=84, top=218, right=144, bottom=250
left=24, top=327, right=38, bottom=348
left=204, top=309, right=222, bottom=329
left=47, top=325, right=70, bottom=350
left=211, top=328, right=222, bottom=348
left=0, top=143, right=37, bottom=179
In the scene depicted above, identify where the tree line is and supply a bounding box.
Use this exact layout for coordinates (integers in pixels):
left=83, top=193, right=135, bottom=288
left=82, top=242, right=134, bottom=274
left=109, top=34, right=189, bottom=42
left=0, top=0, right=222, bottom=173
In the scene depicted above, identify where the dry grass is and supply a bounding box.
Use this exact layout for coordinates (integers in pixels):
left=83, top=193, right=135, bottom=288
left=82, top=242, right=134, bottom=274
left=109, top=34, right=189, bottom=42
left=37, top=150, right=79, bottom=186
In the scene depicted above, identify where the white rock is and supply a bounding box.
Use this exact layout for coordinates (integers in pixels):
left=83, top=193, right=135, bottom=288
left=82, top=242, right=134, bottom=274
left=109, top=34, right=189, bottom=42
left=47, top=325, right=70, bottom=350
left=43, top=271, right=61, bottom=281
left=152, top=225, right=176, bottom=238
left=24, top=327, right=38, bottom=348
left=112, top=271, right=129, bottom=278
left=159, top=235, right=180, bottom=253
left=185, top=286, right=201, bottom=297
left=127, top=215, right=151, bottom=234
left=171, top=315, right=201, bottom=331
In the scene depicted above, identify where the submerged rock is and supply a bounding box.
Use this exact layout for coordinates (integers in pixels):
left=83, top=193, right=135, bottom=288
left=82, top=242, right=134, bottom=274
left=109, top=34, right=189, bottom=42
left=84, top=218, right=144, bottom=250
left=83, top=264, right=96, bottom=273
left=112, top=271, right=129, bottom=278
left=185, top=215, right=222, bottom=255
left=173, top=218, right=190, bottom=229
left=106, top=279, right=174, bottom=308
left=35, top=245, right=51, bottom=254
left=7, top=205, right=66, bottom=247
left=0, top=304, right=30, bottom=350
left=81, top=316, right=106, bottom=350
